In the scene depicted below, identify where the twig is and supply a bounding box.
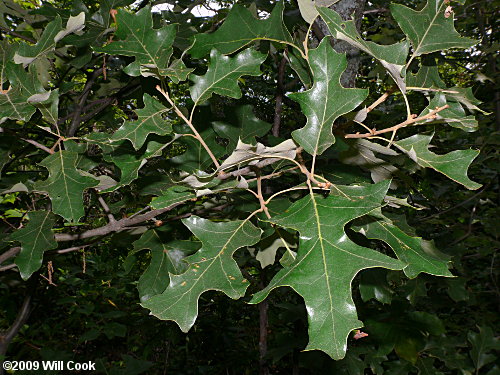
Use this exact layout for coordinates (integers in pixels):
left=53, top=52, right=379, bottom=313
left=67, top=68, right=104, bottom=137
left=345, top=105, right=449, bottom=139
left=0, top=263, right=17, bottom=272
left=0, top=292, right=32, bottom=362
left=367, top=90, right=393, bottom=113
left=256, top=173, right=271, bottom=219
left=246, top=166, right=300, bottom=183
left=55, top=244, right=92, bottom=254
left=0, top=25, right=35, bottom=43
left=97, top=195, right=116, bottom=224
left=0, top=246, right=21, bottom=265
left=406, top=86, right=460, bottom=94
left=156, top=85, right=221, bottom=169
left=54, top=202, right=184, bottom=242
left=20, top=138, right=54, bottom=154
left=363, top=8, right=389, bottom=14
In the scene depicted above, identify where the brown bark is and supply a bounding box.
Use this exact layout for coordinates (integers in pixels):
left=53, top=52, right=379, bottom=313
left=315, top=0, right=366, bottom=88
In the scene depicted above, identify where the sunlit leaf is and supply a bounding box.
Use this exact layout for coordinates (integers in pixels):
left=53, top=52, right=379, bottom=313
left=290, top=38, right=367, bottom=156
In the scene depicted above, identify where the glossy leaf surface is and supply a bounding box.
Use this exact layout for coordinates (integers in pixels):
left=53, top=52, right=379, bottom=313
left=356, top=211, right=452, bottom=278
left=318, top=7, right=409, bottom=91
left=290, top=38, right=367, bottom=156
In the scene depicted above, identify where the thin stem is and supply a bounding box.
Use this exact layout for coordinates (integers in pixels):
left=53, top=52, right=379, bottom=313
left=402, top=92, right=412, bottom=120
left=97, top=195, right=116, bottom=224
left=19, top=138, right=53, bottom=154
left=156, top=86, right=221, bottom=169
left=265, top=186, right=309, bottom=205
left=246, top=166, right=300, bottom=183
left=272, top=55, right=287, bottom=137
left=354, top=120, right=374, bottom=133
left=345, top=105, right=449, bottom=139
left=303, top=18, right=316, bottom=60
left=367, top=90, right=392, bottom=112
left=256, top=174, right=271, bottom=219
left=406, top=86, right=459, bottom=94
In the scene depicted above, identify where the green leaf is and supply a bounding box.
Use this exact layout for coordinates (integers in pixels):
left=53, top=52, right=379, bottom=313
left=406, top=64, right=446, bottom=89
left=418, top=93, right=478, bottom=132
left=297, top=0, right=338, bottom=24
left=394, top=134, right=481, bottom=190
left=142, top=216, right=262, bottom=332
left=150, top=186, right=195, bottom=210
left=88, top=133, right=171, bottom=191
left=13, top=17, right=62, bottom=65
left=250, top=181, right=405, bottom=359
left=318, top=7, right=409, bottom=91
left=287, top=47, right=312, bottom=88
left=62, top=0, right=135, bottom=48
left=255, top=233, right=296, bottom=269
left=156, top=59, right=194, bottom=84
left=189, top=48, right=266, bottom=106
left=391, top=0, right=477, bottom=58
left=189, top=2, right=294, bottom=58
left=131, top=230, right=200, bottom=302
left=111, top=94, right=171, bottom=150
left=106, top=140, right=167, bottom=191
left=10, top=211, right=57, bottom=280
left=290, top=38, right=368, bottom=156
left=355, top=211, right=452, bottom=278
left=30, top=88, right=60, bottom=126
left=359, top=269, right=393, bottom=304
left=34, top=151, right=99, bottom=222
left=0, top=58, right=50, bottom=123
left=212, top=105, right=271, bottom=152
left=169, top=125, right=225, bottom=173
left=447, top=86, right=486, bottom=114
left=93, top=6, right=177, bottom=78
left=468, top=326, right=500, bottom=372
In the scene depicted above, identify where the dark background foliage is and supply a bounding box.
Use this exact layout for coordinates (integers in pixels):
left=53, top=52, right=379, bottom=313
left=0, top=0, right=498, bottom=374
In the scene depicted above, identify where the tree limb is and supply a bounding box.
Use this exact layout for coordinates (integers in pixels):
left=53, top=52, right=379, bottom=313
left=0, top=291, right=33, bottom=364
left=67, top=68, right=104, bottom=137
left=272, top=56, right=287, bottom=137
